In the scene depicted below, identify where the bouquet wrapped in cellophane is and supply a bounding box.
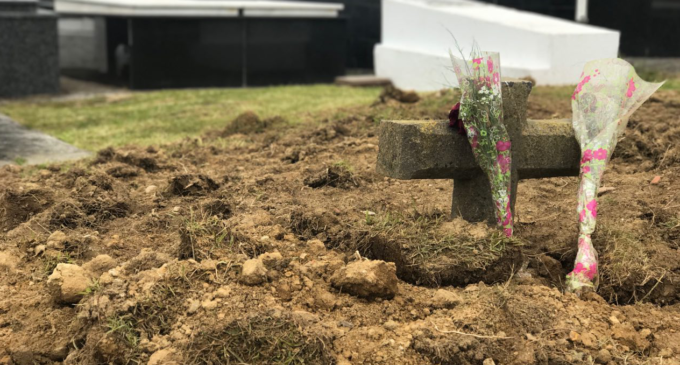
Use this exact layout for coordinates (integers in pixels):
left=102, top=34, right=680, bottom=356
left=566, top=59, right=663, bottom=292
left=450, top=50, right=513, bottom=237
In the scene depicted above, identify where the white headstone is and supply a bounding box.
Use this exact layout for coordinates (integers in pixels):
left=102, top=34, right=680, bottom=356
left=374, top=0, right=620, bottom=90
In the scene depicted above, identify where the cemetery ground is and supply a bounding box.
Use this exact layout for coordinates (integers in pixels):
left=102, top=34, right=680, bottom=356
left=1, top=80, right=680, bottom=365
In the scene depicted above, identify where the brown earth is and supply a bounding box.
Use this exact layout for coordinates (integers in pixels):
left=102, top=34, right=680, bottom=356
left=1, top=88, right=680, bottom=365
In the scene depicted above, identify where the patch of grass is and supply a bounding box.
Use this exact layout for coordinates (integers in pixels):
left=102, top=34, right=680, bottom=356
left=188, top=315, right=331, bottom=365
left=107, top=315, right=140, bottom=348
left=0, top=85, right=381, bottom=151
left=13, top=157, right=26, bottom=166
left=42, top=252, right=74, bottom=275
left=365, top=210, right=522, bottom=270
left=596, top=224, right=667, bottom=303
left=79, top=279, right=101, bottom=296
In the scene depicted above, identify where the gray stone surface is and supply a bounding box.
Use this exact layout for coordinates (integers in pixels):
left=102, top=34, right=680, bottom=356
left=376, top=80, right=580, bottom=223
left=0, top=0, right=60, bottom=98
left=0, top=113, right=91, bottom=166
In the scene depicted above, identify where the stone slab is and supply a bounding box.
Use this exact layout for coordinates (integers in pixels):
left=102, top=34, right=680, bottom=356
left=377, top=118, right=580, bottom=180
left=0, top=114, right=91, bottom=166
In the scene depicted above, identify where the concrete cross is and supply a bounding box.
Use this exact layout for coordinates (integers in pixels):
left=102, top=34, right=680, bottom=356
left=376, top=80, right=581, bottom=224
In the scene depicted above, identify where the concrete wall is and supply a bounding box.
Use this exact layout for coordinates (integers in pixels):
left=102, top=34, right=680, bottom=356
left=58, top=17, right=107, bottom=73
left=374, top=0, right=620, bottom=90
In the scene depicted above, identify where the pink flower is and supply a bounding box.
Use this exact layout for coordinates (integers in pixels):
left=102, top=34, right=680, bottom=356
left=573, top=262, right=587, bottom=274
left=586, top=262, right=598, bottom=279
left=487, top=58, right=494, bottom=73
left=493, top=72, right=500, bottom=85
left=579, top=209, right=586, bottom=222
left=626, top=77, right=636, bottom=98
left=581, top=149, right=593, bottom=163
left=504, top=228, right=513, bottom=237
left=594, top=148, right=608, bottom=160
left=485, top=76, right=491, bottom=85
left=572, top=75, right=591, bottom=100
left=496, top=140, right=511, bottom=151
left=586, top=199, right=598, bottom=217
left=472, top=57, right=482, bottom=65
left=496, top=155, right=511, bottom=173
left=502, top=209, right=512, bottom=226
left=582, top=165, right=591, bottom=174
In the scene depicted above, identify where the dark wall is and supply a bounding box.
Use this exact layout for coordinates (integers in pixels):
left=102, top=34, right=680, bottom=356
left=479, top=0, right=680, bottom=57
left=127, top=17, right=346, bottom=90
left=0, top=9, right=59, bottom=97
left=477, top=0, right=575, bottom=20
left=296, top=0, right=380, bottom=69
left=589, top=0, right=680, bottom=57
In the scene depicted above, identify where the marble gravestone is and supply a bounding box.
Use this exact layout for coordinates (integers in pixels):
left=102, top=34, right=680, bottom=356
left=0, top=0, right=59, bottom=98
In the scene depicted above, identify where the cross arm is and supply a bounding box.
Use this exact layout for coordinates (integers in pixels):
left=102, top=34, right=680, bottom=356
left=376, top=119, right=580, bottom=180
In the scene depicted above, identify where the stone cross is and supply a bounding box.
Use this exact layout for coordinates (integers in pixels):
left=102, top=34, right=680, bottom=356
left=376, top=80, right=581, bottom=224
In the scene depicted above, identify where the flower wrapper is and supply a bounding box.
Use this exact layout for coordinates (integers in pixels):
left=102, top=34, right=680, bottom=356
left=450, top=51, right=513, bottom=237
left=567, top=59, right=663, bottom=292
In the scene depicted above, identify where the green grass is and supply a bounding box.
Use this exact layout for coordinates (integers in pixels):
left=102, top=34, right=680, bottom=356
left=0, top=85, right=381, bottom=151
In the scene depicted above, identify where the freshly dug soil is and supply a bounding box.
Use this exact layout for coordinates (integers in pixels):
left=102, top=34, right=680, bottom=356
left=1, top=87, right=680, bottom=365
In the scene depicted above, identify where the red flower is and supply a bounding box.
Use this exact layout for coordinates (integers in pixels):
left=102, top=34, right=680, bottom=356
left=448, top=103, right=466, bottom=135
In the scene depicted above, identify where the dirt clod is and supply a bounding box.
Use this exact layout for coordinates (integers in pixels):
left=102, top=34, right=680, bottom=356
left=47, top=263, right=91, bottom=304
left=430, top=289, right=462, bottom=309
left=241, top=258, right=268, bottom=285
left=330, top=259, right=398, bottom=299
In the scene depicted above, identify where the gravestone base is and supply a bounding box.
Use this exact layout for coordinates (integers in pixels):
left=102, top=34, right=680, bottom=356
left=452, top=174, right=519, bottom=225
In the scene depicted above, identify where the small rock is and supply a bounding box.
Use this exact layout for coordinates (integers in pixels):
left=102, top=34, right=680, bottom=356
left=640, top=328, right=652, bottom=338
left=595, top=349, right=612, bottom=364
left=313, top=289, right=336, bottom=310
left=330, top=259, right=398, bottom=299
left=383, top=320, right=398, bottom=331
left=240, top=259, right=268, bottom=285
left=580, top=332, right=596, bottom=348
left=46, top=231, right=67, bottom=250
left=172, top=206, right=181, bottom=213
left=34, top=245, right=46, bottom=256
left=0, top=251, right=20, bottom=272
left=10, top=347, right=33, bottom=365
left=608, top=315, right=620, bottom=325
left=483, top=359, right=496, bottom=365
left=569, top=331, right=581, bottom=342
left=431, top=289, right=462, bottom=309
left=214, top=286, right=232, bottom=298
left=307, top=239, right=327, bottom=255
left=201, top=299, right=218, bottom=310
left=145, top=185, right=158, bottom=194
left=83, top=254, right=117, bottom=276
left=148, top=348, right=178, bottom=365
left=651, top=175, right=661, bottom=185
left=258, top=251, right=284, bottom=269
left=47, top=263, right=91, bottom=304
left=186, top=299, right=200, bottom=314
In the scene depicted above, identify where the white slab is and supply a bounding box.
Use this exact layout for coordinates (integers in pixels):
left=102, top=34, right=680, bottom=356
left=375, top=0, right=620, bottom=90
left=55, top=0, right=343, bottom=18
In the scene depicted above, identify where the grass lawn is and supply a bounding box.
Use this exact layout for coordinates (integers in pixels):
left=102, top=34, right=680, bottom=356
left=1, top=72, right=676, bottom=152
left=0, top=85, right=382, bottom=151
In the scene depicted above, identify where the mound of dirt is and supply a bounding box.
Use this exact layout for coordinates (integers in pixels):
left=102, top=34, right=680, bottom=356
left=376, top=85, right=420, bottom=104
left=0, top=184, right=53, bottom=231
left=2, top=88, right=680, bottom=365
left=221, top=111, right=285, bottom=136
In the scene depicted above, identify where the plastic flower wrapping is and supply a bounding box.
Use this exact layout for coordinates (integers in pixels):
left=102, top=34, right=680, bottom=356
left=566, top=59, right=663, bottom=292
left=450, top=51, right=513, bottom=237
